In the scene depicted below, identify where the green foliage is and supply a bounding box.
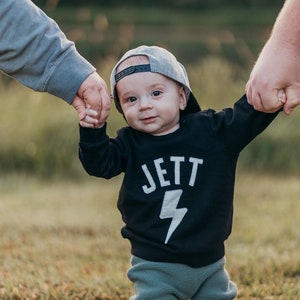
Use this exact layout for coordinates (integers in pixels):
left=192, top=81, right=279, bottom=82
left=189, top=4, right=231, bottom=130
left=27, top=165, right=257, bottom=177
left=35, top=5, right=282, bottom=68
left=1, top=56, right=300, bottom=178
left=33, top=0, right=283, bottom=9
left=1, top=5, right=300, bottom=177
left=0, top=82, right=81, bottom=178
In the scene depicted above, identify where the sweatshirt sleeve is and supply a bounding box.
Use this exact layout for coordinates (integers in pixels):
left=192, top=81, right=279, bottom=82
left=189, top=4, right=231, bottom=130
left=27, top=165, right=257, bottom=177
left=79, top=124, right=127, bottom=179
left=0, top=0, right=96, bottom=104
left=223, top=95, right=280, bottom=154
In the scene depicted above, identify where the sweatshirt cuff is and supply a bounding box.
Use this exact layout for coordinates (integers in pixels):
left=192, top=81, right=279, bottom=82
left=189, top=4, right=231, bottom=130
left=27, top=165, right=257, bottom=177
left=46, top=48, right=96, bottom=104
left=79, top=123, right=107, bottom=142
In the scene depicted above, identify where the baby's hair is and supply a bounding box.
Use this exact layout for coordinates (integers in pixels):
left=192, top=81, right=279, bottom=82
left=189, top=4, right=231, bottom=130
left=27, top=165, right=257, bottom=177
left=116, top=55, right=149, bottom=73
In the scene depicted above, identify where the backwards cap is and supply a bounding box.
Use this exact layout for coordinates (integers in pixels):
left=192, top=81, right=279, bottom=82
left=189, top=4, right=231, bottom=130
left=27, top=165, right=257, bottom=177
left=110, top=45, right=201, bottom=114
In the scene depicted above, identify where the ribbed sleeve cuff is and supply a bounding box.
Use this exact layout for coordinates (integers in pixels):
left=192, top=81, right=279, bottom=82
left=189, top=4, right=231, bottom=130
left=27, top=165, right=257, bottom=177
left=46, top=48, right=96, bottom=104
left=79, top=123, right=107, bottom=142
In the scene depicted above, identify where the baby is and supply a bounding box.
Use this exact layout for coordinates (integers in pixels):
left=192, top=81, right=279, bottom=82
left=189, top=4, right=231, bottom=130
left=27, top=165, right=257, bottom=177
left=79, top=45, right=281, bottom=299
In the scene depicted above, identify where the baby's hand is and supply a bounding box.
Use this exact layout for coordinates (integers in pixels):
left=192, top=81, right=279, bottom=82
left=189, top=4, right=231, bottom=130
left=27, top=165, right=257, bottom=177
left=80, top=105, right=103, bottom=128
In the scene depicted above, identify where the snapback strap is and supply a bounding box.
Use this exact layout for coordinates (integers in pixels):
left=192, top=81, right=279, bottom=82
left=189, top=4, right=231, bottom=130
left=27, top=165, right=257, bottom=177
left=115, top=64, right=151, bottom=82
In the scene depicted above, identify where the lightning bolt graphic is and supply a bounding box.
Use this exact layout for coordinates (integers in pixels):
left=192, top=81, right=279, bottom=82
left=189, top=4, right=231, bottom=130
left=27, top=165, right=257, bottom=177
left=159, top=189, right=188, bottom=244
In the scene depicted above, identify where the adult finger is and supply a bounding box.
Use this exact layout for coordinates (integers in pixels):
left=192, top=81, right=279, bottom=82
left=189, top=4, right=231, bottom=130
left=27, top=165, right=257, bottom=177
left=71, top=95, right=86, bottom=121
left=98, top=87, right=112, bottom=124
left=245, top=81, right=254, bottom=105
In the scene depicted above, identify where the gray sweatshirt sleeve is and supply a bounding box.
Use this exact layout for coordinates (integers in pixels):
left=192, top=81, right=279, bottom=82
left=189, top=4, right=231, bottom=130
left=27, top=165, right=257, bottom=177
left=0, top=0, right=96, bottom=104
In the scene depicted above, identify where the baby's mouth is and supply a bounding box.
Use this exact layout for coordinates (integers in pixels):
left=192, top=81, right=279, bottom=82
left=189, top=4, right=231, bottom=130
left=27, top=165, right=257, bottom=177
left=140, top=116, right=157, bottom=124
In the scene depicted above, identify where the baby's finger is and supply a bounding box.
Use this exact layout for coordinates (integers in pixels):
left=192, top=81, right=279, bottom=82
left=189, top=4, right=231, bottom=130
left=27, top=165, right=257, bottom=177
left=85, top=107, right=98, bottom=117
left=283, top=87, right=300, bottom=115
left=85, top=114, right=99, bottom=124
left=80, top=120, right=96, bottom=128
left=277, top=89, right=286, bottom=104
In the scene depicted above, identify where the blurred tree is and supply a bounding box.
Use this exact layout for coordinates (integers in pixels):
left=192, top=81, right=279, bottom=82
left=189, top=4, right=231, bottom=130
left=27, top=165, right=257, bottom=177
left=33, top=0, right=283, bottom=9
left=47, top=0, right=59, bottom=9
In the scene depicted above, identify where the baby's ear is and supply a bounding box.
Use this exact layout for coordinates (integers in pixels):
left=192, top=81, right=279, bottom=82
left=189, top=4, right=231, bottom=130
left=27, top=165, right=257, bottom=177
left=179, top=86, right=187, bottom=110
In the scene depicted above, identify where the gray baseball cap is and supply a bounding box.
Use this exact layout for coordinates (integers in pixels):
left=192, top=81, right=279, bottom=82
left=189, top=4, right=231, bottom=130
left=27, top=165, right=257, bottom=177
left=110, top=45, right=201, bottom=114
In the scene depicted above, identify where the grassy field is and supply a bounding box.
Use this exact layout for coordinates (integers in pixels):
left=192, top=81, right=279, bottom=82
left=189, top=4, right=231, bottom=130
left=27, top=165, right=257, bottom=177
left=1, top=64, right=300, bottom=299
left=0, top=171, right=300, bottom=299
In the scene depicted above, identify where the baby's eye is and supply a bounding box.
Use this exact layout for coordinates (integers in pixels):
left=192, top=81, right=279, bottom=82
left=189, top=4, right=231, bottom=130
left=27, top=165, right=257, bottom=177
left=151, top=90, right=161, bottom=97
left=127, top=96, right=137, bottom=103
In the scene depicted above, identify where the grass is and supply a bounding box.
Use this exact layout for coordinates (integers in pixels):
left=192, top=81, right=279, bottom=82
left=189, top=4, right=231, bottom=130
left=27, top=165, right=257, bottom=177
left=0, top=171, right=300, bottom=299
left=228, top=171, right=300, bottom=299
left=0, top=175, right=130, bottom=299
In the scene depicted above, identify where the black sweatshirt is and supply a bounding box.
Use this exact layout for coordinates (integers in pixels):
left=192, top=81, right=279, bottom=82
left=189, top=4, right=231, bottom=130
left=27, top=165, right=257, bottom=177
left=79, top=95, right=279, bottom=267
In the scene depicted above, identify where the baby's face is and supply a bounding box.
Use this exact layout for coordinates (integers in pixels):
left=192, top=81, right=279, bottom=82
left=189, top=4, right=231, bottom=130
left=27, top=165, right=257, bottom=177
left=116, top=71, right=186, bottom=136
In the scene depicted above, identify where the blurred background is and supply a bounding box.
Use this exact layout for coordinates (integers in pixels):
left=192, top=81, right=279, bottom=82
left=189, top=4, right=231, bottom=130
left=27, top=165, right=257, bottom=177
left=1, top=0, right=299, bottom=179
left=33, top=0, right=284, bottom=68
left=2, top=3, right=300, bottom=299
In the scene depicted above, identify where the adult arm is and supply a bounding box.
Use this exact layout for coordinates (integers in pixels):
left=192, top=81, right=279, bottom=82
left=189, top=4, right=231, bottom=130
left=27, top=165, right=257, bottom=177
left=246, top=0, right=300, bottom=115
left=0, top=0, right=111, bottom=122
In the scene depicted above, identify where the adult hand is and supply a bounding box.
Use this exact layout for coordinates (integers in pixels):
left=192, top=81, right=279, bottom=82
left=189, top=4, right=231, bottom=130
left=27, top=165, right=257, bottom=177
left=72, top=71, right=111, bottom=125
left=246, top=39, right=300, bottom=115
left=246, top=0, right=300, bottom=115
